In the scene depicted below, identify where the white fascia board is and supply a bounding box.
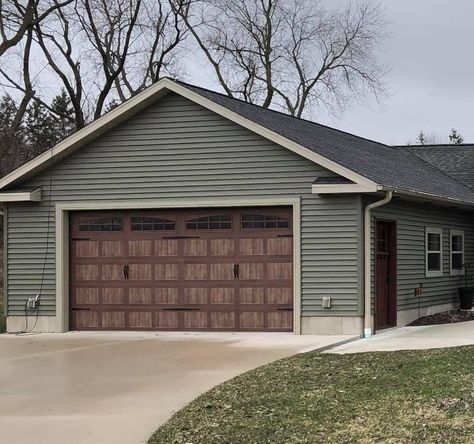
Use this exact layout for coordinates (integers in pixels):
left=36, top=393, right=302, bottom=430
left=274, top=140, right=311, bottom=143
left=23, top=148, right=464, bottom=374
left=0, top=188, right=41, bottom=202
left=312, top=183, right=381, bottom=194
left=0, top=77, right=377, bottom=190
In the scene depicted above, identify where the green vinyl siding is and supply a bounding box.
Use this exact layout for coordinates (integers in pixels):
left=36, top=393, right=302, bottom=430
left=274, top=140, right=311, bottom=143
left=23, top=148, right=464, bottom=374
left=371, top=199, right=474, bottom=311
left=5, top=92, right=362, bottom=318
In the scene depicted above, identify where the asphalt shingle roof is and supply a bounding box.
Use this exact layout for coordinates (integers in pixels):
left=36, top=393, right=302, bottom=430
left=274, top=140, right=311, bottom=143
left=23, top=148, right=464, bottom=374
left=178, top=80, right=474, bottom=205
left=401, top=144, right=474, bottom=191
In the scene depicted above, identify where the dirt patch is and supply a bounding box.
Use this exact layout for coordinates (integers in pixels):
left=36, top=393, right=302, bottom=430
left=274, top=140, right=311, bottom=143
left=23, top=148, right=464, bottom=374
left=408, top=310, right=474, bottom=326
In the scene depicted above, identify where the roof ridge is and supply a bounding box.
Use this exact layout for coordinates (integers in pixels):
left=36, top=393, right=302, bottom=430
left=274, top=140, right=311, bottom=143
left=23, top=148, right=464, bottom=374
left=171, top=77, right=399, bottom=151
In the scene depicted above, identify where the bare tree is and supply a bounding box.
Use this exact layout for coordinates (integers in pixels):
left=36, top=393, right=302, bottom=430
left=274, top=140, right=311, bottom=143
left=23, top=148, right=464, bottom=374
left=114, top=0, right=188, bottom=100
left=77, top=0, right=142, bottom=120
left=174, top=0, right=388, bottom=117
left=28, top=0, right=186, bottom=128
left=0, top=0, right=72, bottom=58
left=0, top=0, right=73, bottom=133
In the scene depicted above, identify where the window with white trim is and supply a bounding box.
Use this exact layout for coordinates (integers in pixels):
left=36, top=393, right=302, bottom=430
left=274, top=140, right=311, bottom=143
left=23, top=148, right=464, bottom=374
left=450, top=230, right=465, bottom=276
left=426, top=227, right=443, bottom=277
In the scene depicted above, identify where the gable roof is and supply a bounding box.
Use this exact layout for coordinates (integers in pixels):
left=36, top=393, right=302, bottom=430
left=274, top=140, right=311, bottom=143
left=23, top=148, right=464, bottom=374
left=178, top=81, right=474, bottom=205
left=400, top=144, right=474, bottom=191
left=2, top=77, right=474, bottom=207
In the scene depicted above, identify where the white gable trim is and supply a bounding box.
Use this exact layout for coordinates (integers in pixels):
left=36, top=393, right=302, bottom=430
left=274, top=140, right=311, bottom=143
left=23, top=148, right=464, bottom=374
left=0, top=78, right=379, bottom=190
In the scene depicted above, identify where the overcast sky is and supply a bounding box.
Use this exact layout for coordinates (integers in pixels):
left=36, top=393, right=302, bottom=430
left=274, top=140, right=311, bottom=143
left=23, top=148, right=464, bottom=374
left=193, top=0, right=474, bottom=146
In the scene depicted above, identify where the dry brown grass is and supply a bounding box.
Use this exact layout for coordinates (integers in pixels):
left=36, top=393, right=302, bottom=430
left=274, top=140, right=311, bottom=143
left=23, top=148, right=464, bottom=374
left=150, top=347, right=474, bottom=444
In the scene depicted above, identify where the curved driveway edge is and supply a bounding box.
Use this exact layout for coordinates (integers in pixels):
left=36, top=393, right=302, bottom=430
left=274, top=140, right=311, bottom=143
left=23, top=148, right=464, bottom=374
left=327, top=320, right=474, bottom=354
left=0, top=331, right=355, bottom=444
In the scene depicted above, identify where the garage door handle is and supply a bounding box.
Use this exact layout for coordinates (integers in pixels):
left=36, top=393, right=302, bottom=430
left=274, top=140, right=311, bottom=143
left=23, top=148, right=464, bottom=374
left=72, top=307, right=91, bottom=311
left=123, top=265, right=129, bottom=280
left=233, top=263, right=240, bottom=279
left=277, top=308, right=293, bottom=311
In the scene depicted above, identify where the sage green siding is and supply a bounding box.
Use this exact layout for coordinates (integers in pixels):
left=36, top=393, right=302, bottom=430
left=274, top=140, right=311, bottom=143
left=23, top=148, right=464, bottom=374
left=5, top=92, right=362, bottom=319
left=371, top=199, right=474, bottom=311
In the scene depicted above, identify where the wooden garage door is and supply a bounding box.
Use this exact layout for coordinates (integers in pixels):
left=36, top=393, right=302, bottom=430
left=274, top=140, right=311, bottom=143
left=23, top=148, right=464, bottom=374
left=70, top=207, right=293, bottom=331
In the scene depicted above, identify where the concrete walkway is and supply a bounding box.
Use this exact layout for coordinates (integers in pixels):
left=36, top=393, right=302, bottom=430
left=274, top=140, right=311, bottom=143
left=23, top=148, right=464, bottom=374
left=328, top=320, right=474, bottom=354
left=0, top=331, right=354, bottom=444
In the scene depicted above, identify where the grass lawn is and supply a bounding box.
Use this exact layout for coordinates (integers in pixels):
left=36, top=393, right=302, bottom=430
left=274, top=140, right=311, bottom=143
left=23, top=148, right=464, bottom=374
left=150, top=346, right=474, bottom=444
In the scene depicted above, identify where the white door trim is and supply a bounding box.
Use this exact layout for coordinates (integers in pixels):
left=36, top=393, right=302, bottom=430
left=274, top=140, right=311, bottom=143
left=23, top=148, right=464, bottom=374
left=55, top=197, right=302, bottom=334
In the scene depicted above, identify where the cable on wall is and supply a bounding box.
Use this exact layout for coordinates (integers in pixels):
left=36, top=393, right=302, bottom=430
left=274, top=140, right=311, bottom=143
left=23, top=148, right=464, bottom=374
left=19, top=155, right=54, bottom=335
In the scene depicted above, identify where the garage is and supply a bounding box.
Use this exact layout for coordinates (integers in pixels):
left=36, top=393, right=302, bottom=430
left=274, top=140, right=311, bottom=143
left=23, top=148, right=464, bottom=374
left=70, top=207, right=294, bottom=331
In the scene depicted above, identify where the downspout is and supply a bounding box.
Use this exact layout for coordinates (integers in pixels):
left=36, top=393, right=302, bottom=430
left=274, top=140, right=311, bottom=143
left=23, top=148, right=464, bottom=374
left=364, top=191, right=393, bottom=338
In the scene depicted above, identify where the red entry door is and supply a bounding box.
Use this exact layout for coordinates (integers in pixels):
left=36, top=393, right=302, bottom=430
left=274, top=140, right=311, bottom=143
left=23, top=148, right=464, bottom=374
left=375, top=221, right=397, bottom=329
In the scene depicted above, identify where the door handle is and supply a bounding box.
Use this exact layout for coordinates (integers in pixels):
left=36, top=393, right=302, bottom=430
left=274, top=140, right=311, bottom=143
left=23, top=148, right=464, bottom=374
left=233, top=263, right=240, bottom=279
left=123, top=264, right=129, bottom=280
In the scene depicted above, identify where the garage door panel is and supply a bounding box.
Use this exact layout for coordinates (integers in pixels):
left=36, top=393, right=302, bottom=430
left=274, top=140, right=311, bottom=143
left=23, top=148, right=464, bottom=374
left=239, top=263, right=265, bottom=280
left=183, top=287, right=208, bottom=304
left=267, top=238, right=293, bottom=255
left=240, top=287, right=265, bottom=304
left=129, top=311, right=153, bottom=328
left=102, top=311, right=125, bottom=328
left=210, top=288, right=235, bottom=304
left=210, top=239, right=234, bottom=256
left=183, top=263, right=208, bottom=280
left=155, top=288, right=179, bottom=304
left=210, top=263, right=234, bottom=280
left=74, top=241, right=99, bottom=258
left=76, top=264, right=99, bottom=281
left=210, top=312, right=235, bottom=329
left=240, top=312, right=265, bottom=329
left=128, top=240, right=153, bottom=256
left=129, top=288, right=153, bottom=304
left=239, top=239, right=264, bottom=255
left=183, top=239, right=208, bottom=256
left=128, top=264, right=153, bottom=280
left=156, top=311, right=179, bottom=329
left=70, top=206, right=293, bottom=332
left=155, top=264, right=179, bottom=280
left=102, top=288, right=125, bottom=304
left=267, top=262, right=292, bottom=280
left=102, top=264, right=124, bottom=280
left=266, top=287, right=292, bottom=305
left=267, top=311, right=293, bottom=330
left=155, top=240, right=179, bottom=256
left=101, top=241, right=125, bottom=257
left=73, top=311, right=100, bottom=328
left=183, top=311, right=208, bottom=329
left=74, top=288, right=99, bottom=305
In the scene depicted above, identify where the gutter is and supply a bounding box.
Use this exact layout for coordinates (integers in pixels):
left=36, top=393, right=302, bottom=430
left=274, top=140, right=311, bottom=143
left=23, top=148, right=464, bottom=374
left=363, top=191, right=393, bottom=338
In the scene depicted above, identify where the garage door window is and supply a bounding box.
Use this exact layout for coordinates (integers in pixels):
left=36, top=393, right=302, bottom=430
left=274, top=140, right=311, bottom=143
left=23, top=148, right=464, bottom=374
left=241, top=213, right=289, bottom=229
left=186, top=215, right=232, bottom=230
left=132, top=217, right=175, bottom=231
left=79, top=217, right=123, bottom=232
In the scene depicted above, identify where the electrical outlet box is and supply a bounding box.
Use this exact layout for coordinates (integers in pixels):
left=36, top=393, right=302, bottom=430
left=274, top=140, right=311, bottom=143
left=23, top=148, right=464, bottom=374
left=322, top=296, right=331, bottom=308
left=27, top=295, right=40, bottom=310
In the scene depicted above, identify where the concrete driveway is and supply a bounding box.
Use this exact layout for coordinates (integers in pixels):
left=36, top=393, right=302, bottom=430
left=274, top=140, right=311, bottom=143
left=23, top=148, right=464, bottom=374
left=329, top=320, right=474, bottom=354
left=0, top=331, right=354, bottom=444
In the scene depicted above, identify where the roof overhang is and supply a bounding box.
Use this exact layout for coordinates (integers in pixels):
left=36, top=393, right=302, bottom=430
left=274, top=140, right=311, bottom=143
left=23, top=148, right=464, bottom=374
left=0, top=187, right=41, bottom=202
left=0, top=78, right=378, bottom=192
left=312, top=183, right=382, bottom=194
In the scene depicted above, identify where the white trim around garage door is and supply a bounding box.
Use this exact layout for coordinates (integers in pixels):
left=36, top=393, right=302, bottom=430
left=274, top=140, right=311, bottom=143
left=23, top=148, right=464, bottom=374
left=55, top=197, right=302, bottom=334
